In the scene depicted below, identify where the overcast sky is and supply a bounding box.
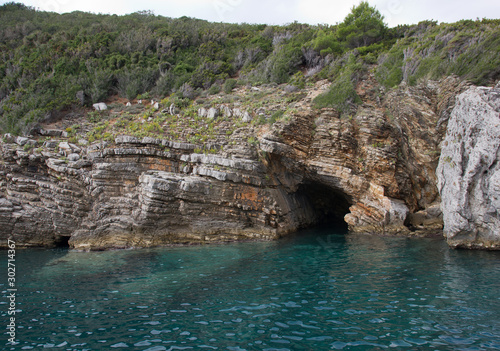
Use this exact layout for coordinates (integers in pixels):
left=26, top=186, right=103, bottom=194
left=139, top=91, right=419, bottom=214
left=4, top=0, right=500, bottom=27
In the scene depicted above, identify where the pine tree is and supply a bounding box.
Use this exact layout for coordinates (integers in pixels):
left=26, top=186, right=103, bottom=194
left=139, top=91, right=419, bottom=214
left=337, top=1, right=387, bottom=48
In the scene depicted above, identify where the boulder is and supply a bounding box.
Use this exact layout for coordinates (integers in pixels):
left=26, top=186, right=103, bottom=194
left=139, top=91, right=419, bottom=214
left=233, top=108, right=252, bottom=122
left=207, top=107, right=219, bottom=119
left=233, top=108, right=244, bottom=118
left=15, top=136, right=29, bottom=146
left=242, top=111, right=252, bottom=123
left=92, top=102, right=107, bottom=111
left=67, top=153, right=80, bottom=162
left=406, top=203, right=443, bottom=233
left=232, top=107, right=252, bottom=123
left=58, top=142, right=72, bottom=153
left=115, top=135, right=142, bottom=144
left=43, top=140, right=59, bottom=149
left=198, top=107, right=208, bottom=117
left=58, top=142, right=81, bottom=155
left=437, top=84, right=500, bottom=249
left=39, top=129, right=63, bottom=137
left=26, top=139, right=38, bottom=147
left=221, top=106, right=232, bottom=118
left=3, top=134, right=15, bottom=143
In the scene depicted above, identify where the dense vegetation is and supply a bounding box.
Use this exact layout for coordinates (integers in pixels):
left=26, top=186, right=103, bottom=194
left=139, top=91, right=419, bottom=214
left=1, top=1, right=500, bottom=134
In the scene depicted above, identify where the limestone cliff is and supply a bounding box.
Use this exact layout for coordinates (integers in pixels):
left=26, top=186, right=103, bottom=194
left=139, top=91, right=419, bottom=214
left=0, top=76, right=479, bottom=250
left=437, top=83, right=500, bottom=249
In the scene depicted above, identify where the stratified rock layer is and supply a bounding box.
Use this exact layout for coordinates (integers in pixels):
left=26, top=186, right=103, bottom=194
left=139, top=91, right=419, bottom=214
left=0, top=77, right=477, bottom=250
left=437, top=84, right=500, bottom=249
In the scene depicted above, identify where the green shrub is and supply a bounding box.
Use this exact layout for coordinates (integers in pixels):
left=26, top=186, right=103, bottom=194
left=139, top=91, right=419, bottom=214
left=362, top=52, right=377, bottom=64
left=208, top=84, right=221, bottom=95
left=144, top=122, right=162, bottom=134
left=312, top=30, right=343, bottom=56
left=137, top=92, right=151, bottom=100
left=153, top=72, right=175, bottom=97
left=376, top=49, right=404, bottom=88
left=266, top=46, right=304, bottom=84
left=79, top=64, right=114, bottom=104
left=289, top=71, right=306, bottom=89
left=269, top=110, right=285, bottom=124
left=88, top=111, right=103, bottom=123
left=223, top=78, right=238, bottom=94
left=247, top=136, right=259, bottom=145
left=116, top=67, right=159, bottom=100
left=313, top=59, right=362, bottom=115
left=190, top=60, right=233, bottom=89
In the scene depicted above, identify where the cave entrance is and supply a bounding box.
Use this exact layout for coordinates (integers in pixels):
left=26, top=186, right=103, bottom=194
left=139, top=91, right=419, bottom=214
left=296, top=181, right=351, bottom=232
left=54, top=235, right=71, bottom=248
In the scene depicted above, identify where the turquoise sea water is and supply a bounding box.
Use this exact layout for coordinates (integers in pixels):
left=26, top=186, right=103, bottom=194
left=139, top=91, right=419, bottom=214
left=2, top=228, right=500, bottom=350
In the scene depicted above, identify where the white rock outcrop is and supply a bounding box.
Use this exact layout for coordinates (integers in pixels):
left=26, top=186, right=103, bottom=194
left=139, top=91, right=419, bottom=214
left=242, top=111, right=252, bottom=123
left=207, top=107, right=219, bottom=119
left=169, top=103, right=179, bottom=115
left=92, top=102, right=107, bottom=111
left=221, top=106, right=232, bottom=118
left=198, top=107, right=208, bottom=117
left=437, top=83, right=500, bottom=249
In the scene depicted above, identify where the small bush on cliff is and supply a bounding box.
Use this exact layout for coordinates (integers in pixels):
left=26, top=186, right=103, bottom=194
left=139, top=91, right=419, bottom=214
left=223, top=79, right=238, bottom=94
left=376, top=47, right=404, bottom=88
left=313, top=55, right=362, bottom=115
left=312, top=30, right=343, bottom=56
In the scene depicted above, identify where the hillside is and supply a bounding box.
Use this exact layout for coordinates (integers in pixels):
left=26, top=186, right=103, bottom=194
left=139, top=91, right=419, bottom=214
left=1, top=2, right=500, bottom=250
left=1, top=2, right=500, bottom=136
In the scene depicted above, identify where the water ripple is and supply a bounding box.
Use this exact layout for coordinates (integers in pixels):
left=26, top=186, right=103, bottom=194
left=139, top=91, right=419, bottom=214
left=4, top=231, right=500, bottom=350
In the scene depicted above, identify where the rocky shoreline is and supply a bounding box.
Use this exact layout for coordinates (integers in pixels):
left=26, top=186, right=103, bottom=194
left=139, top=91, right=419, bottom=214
left=1, top=77, right=499, bottom=250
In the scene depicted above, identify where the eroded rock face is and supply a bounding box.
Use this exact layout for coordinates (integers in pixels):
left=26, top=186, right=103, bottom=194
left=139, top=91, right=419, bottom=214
left=260, top=76, right=468, bottom=237
left=0, top=136, right=319, bottom=250
left=0, top=77, right=481, bottom=250
left=437, top=84, right=500, bottom=249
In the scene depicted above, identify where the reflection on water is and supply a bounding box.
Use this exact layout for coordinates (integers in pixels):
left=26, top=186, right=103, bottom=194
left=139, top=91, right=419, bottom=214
left=2, top=228, right=500, bottom=350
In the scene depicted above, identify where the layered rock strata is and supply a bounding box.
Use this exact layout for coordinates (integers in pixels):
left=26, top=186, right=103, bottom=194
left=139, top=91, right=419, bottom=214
left=0, top=77, right=482, bottom=250
left=0, top=136, right=319, bottom=250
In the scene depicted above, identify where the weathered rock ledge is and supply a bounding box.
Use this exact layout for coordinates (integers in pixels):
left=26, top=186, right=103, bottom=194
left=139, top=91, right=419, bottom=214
left=2, top=76, right=496, bottom=250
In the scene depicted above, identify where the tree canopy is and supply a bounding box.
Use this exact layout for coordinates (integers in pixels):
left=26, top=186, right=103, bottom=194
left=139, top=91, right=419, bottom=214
left=337, top=1, right=387, bottom=48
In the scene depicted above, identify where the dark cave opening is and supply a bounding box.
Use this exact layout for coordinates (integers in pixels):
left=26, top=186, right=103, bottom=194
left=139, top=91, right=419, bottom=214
left=296, top=181, right=352, bottom=232
left=54, top=235, right=71, bottom=248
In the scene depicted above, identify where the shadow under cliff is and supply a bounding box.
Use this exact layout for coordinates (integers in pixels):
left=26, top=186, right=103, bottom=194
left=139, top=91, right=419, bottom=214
left=294, top=180, right=351, bottom=232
